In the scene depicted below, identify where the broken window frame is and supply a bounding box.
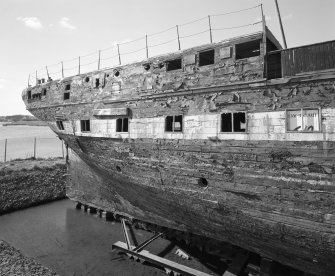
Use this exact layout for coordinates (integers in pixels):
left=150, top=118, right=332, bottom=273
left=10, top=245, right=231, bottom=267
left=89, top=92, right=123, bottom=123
left=165, top=115, right=183, bottom=133
left=56, top=121, right=65, bottom=131
left=198, top=49, right=215, bottom=67
left=166, top=58, right=182, bottom=71
left=116, top=118, right=129, bottom=133
left=80, top=120, right=91, bottom=132
left=220, top=112, right=247, bottom=133
left=285, top=108, right=321, bottom=133
left=235, top=39, right=261, bottom=60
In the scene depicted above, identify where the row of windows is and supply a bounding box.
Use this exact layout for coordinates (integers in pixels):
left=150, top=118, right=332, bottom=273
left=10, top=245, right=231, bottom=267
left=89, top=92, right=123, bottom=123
left=166, top=49, right=216, bottom=71
left=56, top=113, right=246, bottom=133
left=56, top=109, right=321, bottom=134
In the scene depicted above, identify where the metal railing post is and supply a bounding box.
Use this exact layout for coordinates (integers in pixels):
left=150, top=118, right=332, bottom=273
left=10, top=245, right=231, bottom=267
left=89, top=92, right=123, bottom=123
left=176, top=25, right=181, bottom=50
left=117, top=44, right=121, bottom=65
left=208, top=15, right=213, bottom=43
left=145, top=35, right=149, bottom=58
left=78, top=56, right=81, bottom=75
left=98, top=50, right=101, bottom=70
left=46, top=66, right=50, bottom=80
left=61, top=61, right=64, bottom=78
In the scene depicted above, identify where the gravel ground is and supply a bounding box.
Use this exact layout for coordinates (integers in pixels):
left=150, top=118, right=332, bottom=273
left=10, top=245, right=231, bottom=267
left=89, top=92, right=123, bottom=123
left=0, top=240, right=58, bottom=276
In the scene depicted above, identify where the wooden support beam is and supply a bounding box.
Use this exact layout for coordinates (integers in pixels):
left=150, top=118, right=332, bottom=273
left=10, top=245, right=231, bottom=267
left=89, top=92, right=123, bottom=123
left=260, top=257, right=273, bottom=276
left=112, top=241, right=213, bottom=276
left=223, top=250, right=249, bottom=276
left=133, top=232, right=163, bottom=252
left=121, top=219, right=131, bottom=250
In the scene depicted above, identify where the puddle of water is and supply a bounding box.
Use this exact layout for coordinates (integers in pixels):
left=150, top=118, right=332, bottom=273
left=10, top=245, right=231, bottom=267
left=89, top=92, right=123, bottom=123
left=0, top=199, right=170, bottom=276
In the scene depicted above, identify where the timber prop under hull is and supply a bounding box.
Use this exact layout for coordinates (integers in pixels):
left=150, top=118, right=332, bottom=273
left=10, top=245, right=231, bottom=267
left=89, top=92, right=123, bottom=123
left=62, top=133, right=335, bottom=276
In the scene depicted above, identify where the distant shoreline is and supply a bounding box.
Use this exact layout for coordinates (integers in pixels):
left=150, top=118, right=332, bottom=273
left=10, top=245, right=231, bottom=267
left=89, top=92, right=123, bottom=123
left=1, top=121, right=48, bottom=127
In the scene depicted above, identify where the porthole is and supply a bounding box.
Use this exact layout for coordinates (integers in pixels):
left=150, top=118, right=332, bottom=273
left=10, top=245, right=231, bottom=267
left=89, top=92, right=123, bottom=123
left=116, top=165, right=121, bottom=172
left=143, top=64, right=151, bottom=71
left=198, top=177, right=208, bottom=187
left=114, top=70, right=120, bottom=77
left=85, top=77, right=90, bottom=83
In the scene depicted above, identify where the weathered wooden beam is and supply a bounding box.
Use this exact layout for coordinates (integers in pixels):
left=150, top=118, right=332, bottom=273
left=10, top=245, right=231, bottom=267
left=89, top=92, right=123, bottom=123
left=112, top=241, right=213, bottom=276
left=260, top=257, right=273, bottom=276
left=223, top=250, right=249, bottom=276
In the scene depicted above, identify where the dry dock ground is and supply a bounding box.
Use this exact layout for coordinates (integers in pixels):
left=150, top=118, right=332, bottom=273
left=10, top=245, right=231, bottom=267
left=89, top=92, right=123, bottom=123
left=0, top=199, right=217, bottom=276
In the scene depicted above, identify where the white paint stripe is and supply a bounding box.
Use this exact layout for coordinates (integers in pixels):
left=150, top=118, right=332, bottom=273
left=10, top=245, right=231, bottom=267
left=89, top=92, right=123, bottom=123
left=52, top=108, right=335, bottom=141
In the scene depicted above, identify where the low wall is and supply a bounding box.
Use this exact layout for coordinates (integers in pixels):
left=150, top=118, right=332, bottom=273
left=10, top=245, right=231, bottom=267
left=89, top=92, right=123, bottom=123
left=0, top=158, right=67, bottom=214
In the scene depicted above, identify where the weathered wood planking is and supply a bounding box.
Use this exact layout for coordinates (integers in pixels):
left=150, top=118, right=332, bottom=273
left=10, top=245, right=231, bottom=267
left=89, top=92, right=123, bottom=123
left=280, top=41, right=335, bottom=76
left=66, top=144, right=335, bottom=276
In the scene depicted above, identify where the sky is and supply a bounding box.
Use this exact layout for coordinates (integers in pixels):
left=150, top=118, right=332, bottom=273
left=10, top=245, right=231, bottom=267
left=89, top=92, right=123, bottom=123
left=0, top=0, right=334, bottom=116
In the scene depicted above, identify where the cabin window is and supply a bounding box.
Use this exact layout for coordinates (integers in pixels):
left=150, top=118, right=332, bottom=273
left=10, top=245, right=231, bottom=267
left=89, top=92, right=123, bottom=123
left=64, top=92, right=70, bottom=100
left=95, top=78, right=100, bottom=88
left=166, top=59, right=182, bottom=71
left=27, top=91, right=32, bottom=100
left=236, top=40, right=260, bottom=60
left=56, top=121, right=65, bottom=130
left=65, top=84, right=71, bottom=90
left=221, top=112, right=246, bottom=132
left=81, top=120, right=90, bottom=132
left=42, top=88, right=47, bottom=96
left=116, top=118, right=129, bottom=132
left=32, top=93, right=41, bottom=100
left=199, top=49, right=215, bottom=66
left=286, top=109, right=320, bottom=132
left=165, top=115, right=183, bottom=132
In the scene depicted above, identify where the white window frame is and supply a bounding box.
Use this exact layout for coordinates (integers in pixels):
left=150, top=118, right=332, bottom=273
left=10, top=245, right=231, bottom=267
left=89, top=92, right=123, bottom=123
left=285, top=108, right=321, bottom=133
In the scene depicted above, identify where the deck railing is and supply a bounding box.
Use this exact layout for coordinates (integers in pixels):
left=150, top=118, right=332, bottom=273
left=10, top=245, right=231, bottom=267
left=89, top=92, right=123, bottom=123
left=267, top=40, right=335, bottom=78
left=28, top=5, right=263, bottom=86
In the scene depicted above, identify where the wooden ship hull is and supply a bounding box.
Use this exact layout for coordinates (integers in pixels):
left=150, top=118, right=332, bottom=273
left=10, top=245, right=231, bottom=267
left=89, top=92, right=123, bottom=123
left=23, top=28, right=335, bottom=275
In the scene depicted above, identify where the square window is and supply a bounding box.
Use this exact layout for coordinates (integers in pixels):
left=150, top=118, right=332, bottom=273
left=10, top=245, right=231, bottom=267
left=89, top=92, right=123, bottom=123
left=166, top=59, right=182, bottom=71
left=199, top=49, right=215, bottom=66
left=64, top=92, right=70, bottom=100
left=221, top=112, right=246, bottom=133
left=81, top=120, right=90, bottom=132
left=286, top=109, right=319, bottom=132
left=165, top=115, right=183, bottom=132
left=65, top=84, right=71, bottom=90
left=236, top=40, right=260, bottom=60
left=116, top=118, right=129, bottom=132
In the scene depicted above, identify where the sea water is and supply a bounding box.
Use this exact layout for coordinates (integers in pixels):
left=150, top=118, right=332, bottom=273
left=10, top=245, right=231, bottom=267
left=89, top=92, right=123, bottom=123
left=0, top=123, right=63, bottom=161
